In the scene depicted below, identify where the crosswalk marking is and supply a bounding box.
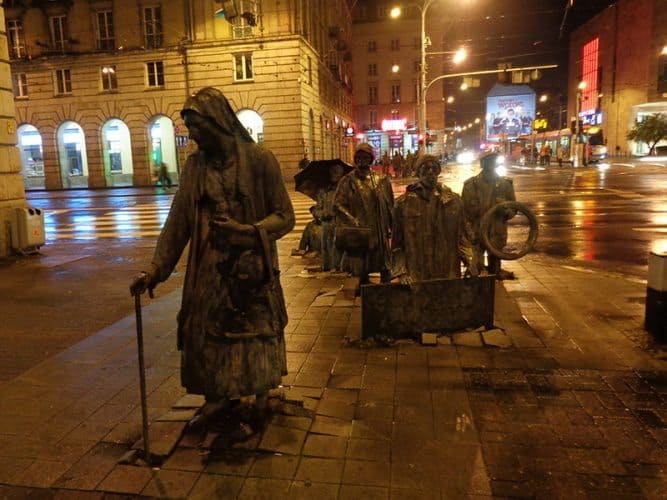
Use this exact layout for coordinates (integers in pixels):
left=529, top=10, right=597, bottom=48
left=44, top=191, right=316, bottom=241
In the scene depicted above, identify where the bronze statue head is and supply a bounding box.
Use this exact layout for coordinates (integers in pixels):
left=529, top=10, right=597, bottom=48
left=354, top=143, right=374, bottom=170
left=415, top=155, right=441, bottom=190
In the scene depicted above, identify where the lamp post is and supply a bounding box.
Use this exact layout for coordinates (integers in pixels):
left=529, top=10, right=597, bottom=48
left=574, top=80, right=587, bottom=167
left=392, top=1, right=462, bottom=152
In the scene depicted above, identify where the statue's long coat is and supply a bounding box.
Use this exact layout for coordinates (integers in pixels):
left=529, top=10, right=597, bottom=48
left=148, top=140, right=294, bottom=399
left=333, top=170, right=394, bottom=274
left=462, top=171, right=515, bottom=267
left=392, top=183, right=473, bottom=281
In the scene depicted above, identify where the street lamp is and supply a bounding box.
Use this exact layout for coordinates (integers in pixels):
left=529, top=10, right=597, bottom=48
left=574, top=80, right=587, bottom=167
left=391, top=1, right=472, bottom=152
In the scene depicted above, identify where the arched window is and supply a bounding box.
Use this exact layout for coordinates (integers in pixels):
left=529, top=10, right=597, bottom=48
left=17, top=124, right=45, bottom=190
left=236, top=108, right=263, bottom=144
left=148, top=115, right=178, bottom=185
left=102, top=118, right=133, bottom=186
left=57, top=121, right=89, bottom=188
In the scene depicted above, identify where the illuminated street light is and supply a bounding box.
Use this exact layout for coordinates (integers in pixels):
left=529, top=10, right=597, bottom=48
left=539, top=94, right=548, bottom=103
left=392, top=64, right=400, bottom=73
left=391, top=1, right=476, bottom=152
left=460, top=82, right=468, bottom=91
left=447, top=96, right=454, bottom=104
left=474, top=117, right=480, bottom=124
left=452, top=47, right=467, bottom=65
left=662, top=45, right=667, bottom=55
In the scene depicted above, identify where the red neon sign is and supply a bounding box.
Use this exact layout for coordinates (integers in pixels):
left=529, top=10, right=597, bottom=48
left=580, top=38, right=599, bottom=115
left=381, top=118, right=407, bottom=132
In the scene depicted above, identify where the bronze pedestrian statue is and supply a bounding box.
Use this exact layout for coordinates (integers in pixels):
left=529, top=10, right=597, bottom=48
left=392, top=155, right=477, bottom=285
left=334, top=143, right=394, bottom=290
left=462, top=152, right=516, bottom=279
left=313, top=163, right=345, bottom=271
left=130, top=87, right=295, bottom=430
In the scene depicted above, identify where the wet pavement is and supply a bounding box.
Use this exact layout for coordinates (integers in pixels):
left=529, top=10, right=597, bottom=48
left=0, top=162, right=665, bottom=499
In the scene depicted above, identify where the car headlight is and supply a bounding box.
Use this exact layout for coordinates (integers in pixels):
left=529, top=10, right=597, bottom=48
left=457, top=152, right=474, bottom=164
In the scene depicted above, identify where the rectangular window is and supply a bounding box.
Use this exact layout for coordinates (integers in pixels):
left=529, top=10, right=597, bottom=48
left=96, top=10, right=115, bottom=51
left=146, top=61, right=164, bottom=87
left=390, top=39, right=400, bottom=51
left=143, top=6, right=163, bottom=49
left=7, top=19, right=25, bottom=59
left=368, top=63, right=377, bottom=76
left=101, top=65, right=117, bottom=91
left=369, top=110, right=378, bottom=129
left=54, top=69, right=72, bottom=95
left=368, top=85, right=378, bottom=105
left=367, top=40, right=376, bottom=53
left=391, top=83, right=401, bottom=103
left=50, top=15, right=68, bottom=52
left=234, top=53, right=253, bottom=81
left=658, top=60, right=667, bottom=93
left=13, top=73, right=28, bottom=98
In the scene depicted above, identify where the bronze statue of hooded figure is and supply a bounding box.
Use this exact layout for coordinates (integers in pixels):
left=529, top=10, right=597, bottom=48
left=131, top=87, right=295, bottom=418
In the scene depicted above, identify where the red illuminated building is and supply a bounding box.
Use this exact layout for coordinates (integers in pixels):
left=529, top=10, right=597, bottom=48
left=569, top=0, right=667, bottom=156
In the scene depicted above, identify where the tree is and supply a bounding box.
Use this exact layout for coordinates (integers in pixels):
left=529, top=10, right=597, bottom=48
left=626, top=113, right=667, bottom=155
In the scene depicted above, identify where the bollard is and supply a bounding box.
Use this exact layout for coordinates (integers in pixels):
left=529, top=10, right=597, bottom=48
left=645, top=251, right=667, bottom=342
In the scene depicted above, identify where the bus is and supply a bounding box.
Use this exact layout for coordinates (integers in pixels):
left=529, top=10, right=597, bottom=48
left=512, top=126, right=606, bottom=165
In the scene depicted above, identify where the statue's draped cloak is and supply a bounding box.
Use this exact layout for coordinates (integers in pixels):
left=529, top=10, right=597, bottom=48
left=148, top=90, right=295, bottom=399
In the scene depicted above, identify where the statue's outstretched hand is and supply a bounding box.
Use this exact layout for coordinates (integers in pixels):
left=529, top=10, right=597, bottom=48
left=130, top=271, right=156, bottom=298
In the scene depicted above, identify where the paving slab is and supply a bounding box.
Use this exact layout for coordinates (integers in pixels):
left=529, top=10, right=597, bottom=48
left=258, top=424, right=307, bottom=455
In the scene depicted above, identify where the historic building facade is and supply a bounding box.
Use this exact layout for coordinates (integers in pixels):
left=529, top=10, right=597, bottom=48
left=351, top=0, right=449, bottom=159
left=569, top=0, right=667, bottom=156
left=5, top=0, right=353, bottom=190
left=0, top=4, right=25, bottom=257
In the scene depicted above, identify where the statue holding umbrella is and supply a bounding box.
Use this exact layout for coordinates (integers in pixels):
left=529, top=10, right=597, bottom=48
left=294, top=159, right=352, bottom=270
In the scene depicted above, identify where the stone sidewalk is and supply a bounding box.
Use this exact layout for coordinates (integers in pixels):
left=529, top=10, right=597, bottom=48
left=0, top=246, right=665, bottom=499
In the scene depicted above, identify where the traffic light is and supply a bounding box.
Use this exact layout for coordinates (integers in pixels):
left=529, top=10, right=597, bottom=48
left=215, top=0, right=257, bottom=26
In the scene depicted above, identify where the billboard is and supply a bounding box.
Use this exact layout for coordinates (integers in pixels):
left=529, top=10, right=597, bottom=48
left=486, top=94, right=535, bottom=142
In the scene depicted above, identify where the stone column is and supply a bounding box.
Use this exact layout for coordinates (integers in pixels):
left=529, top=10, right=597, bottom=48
left=0, top=5, right=27, bottom=257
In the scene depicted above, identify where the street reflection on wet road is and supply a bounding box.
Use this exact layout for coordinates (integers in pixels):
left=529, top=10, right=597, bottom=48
left=27, top=161, right=667, bottom=277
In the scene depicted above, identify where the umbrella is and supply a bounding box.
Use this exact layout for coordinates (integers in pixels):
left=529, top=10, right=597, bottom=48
left=294, top=159, right=353, bottom=200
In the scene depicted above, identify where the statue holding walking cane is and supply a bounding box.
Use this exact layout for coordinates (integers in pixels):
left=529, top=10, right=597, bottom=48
left=130, top=87, right=295, bottom=432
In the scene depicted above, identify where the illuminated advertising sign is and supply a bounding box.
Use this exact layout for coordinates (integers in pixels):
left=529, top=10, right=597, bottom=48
left=381, top=118, right=407, bottom=132
left=581, top=38, right=599, bottom=115
left=485, top=94, right=535, bottom=142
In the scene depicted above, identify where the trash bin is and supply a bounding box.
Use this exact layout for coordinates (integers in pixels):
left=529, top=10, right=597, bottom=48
left=645, top=251, right=666, bottom=342
left=11, top=207, right=45, bottom=253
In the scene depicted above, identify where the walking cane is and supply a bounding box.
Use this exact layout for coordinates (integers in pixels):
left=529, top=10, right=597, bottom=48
left=134, top=290, right=153, bottom=465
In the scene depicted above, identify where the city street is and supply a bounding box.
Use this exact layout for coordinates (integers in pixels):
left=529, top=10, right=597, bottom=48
left=1, top=160, right=664, bottom=382
left=0, top=160, right=665, bottom=499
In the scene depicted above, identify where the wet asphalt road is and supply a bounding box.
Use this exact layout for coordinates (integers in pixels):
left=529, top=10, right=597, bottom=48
left=26, top=159, right=667, bottom=280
